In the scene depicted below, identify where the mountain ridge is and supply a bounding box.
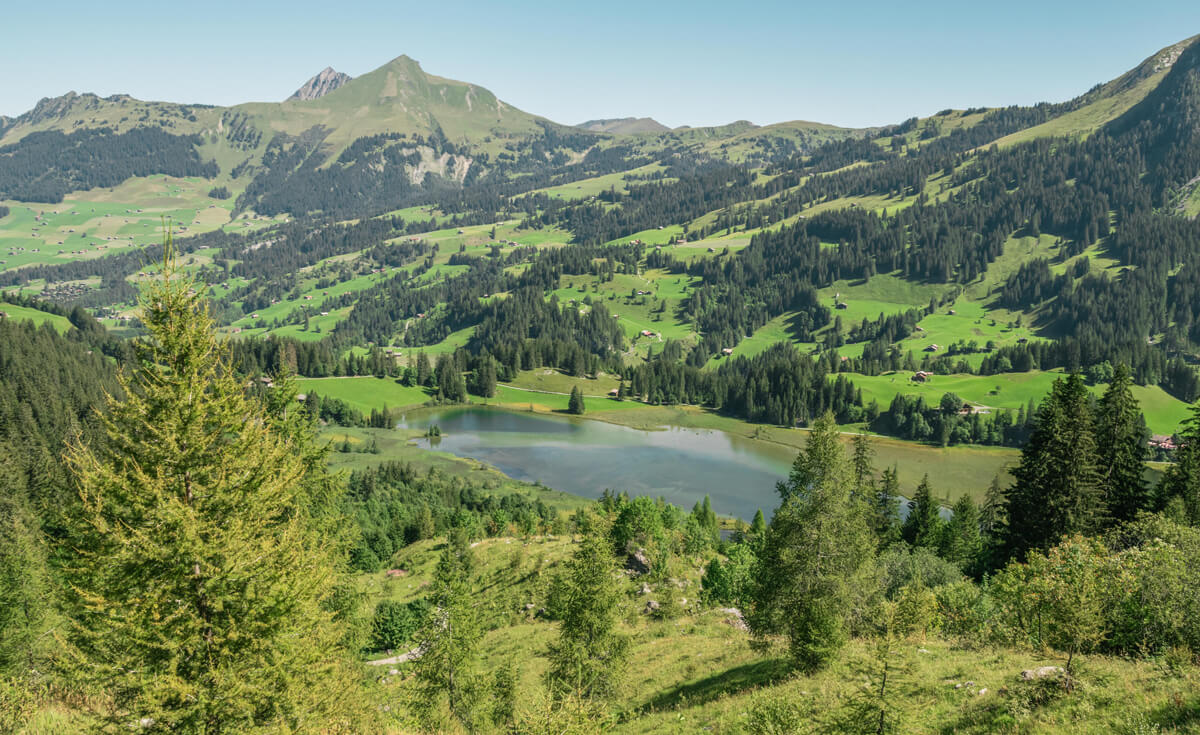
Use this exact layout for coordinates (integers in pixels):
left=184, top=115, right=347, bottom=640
left=576, top=117, right=671, bottom=135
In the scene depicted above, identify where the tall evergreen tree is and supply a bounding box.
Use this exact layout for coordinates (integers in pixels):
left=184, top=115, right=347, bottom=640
left=941, top=495, right=983, bottom=575
left=851, top=433, right=877, bottom=504
left=59, top=245, right=366, bottom=733
left=1095, top=363, right=1150, bottom=522
left=545, top=514, right=629, bottom=700
left=1160, top=401, right=1200, bottom=524
left=568, top=386, right=586, bottom=415
left=1005, top=373, right=1104, bottom=560
left=435, top=353, right=467, bottom=403
left=750, top=412, right=875, bottom=671
left=415, top=351, right=433, bottom=388
left=979, top=474, right=1008, bottom=570
left=413, top=529, right=481, bottom=730
left=902, top=475, right=943, bottom=550
left=873, top=465, right=902, bottom=548
left=471, top=353, right=498, bottom=398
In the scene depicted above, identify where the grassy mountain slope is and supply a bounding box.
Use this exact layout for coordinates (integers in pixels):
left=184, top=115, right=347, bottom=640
left=359, top=532, right=1200, bottom=735
left=234, top=55, right=554, bottom=154
left=578, top=118, right=672, bottom=135
left=996, top=35, right=1199, bottom=147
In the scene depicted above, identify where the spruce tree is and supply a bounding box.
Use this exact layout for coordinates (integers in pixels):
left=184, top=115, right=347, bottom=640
left=1160, top=401, right=1200, bottom=524
left=941, top=495, right=983, bottom=575
left=979, top=475, right=1008, bottom=571
left=435, top=354, right=467, bottom=403
left=750, top=412, right=875, bottom=671
left=851, top=433, right=876, bottom=504
left=901, top=475, right=943, bottom=550
left=1005, top=373, right=1104, bottom=560
left=59, top=245, right=366, bottom=733
left=545, top=513, right=629, bottom=700
left=1095, top=363, right=1149, bottom=522
left=568, top=385, right=586, bottom=415
left=415, top=351, right=432, bottom=388
left=873, top=465, right=902, bottom=548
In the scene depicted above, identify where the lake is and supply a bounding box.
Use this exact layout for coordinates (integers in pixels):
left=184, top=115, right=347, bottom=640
left=397, top=407, right=797, bottom=520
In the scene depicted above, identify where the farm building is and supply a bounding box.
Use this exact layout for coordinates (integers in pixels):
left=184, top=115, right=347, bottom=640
left=1150, top=435, right=1178, bottom=451
left=924, top=344, right=940, bottom=353
left=911, top=371, right=932, bottom=383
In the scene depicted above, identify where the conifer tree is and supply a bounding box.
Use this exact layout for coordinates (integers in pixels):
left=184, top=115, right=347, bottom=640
left=751, top=412, right=875, bottom=671
left=413, top=529, right=481, bottom=730
left=545, top=513, right=629, bottom=700
left=472, top=353, right=498, bottom=398
left=941, top=495, right=983, bottom=575
left=748, top=508, right=766, bottom=540
left=0, top=469, right=50, bottom=676
left=1095, top=363, right=1149, bottom=522
left=59, top=243, right=366, bottom=733
left=851, top=433, right=877, bottom=504
left=873, top=465, right=902, bottom=548
left=902, top=475, right=943, bottom=550
left=568, top=385, right=586, bottom=415
left=1005, top=373, right=1104, bottom=560
left=435, top=354, right=467, bottom=403
left=1160, top=401, right=1200, bottom=524
left=979, top=475, right=1008, bottom=571
left=415, top=351, right=432, bottom=388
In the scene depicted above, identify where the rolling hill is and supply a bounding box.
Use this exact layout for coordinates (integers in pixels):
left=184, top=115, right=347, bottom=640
left=577, top=117, right=672, bottom=135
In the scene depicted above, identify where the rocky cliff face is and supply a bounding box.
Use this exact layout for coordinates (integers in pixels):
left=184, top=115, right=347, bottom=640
left=288, top=67, right=352, bottom=101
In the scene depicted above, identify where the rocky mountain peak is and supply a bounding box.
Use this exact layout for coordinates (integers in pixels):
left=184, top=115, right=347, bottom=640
left=288, top=67, right=352, bottom=101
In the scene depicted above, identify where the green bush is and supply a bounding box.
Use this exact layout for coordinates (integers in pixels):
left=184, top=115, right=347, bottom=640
left=370, top=599, right=429, bottom=652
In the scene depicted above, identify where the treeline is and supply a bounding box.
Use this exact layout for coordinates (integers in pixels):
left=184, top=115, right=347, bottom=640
left=627, top=342, right=863, bottom=426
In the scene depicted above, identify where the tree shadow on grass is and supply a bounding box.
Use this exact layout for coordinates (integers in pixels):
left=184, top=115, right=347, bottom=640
left=636, top=657, right=792, bottom=714
left=1149, top=692, right=1200, bottom=731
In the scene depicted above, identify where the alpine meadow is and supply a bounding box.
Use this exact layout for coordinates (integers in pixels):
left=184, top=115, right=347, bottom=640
left=9, top=12, right=1200, bottom=733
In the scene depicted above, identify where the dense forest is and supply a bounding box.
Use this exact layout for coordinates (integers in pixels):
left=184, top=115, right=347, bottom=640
left=0, top=127, right=217, bottom=202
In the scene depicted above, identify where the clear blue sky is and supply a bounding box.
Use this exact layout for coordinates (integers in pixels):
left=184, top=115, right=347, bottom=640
left=2, top=0, right=1197, bottom=128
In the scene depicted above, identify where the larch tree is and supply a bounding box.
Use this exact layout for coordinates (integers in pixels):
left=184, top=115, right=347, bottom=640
left=545, top=513, right=629, bottom=700
left=412, top=529, right=482, bottom=731
left=59, top=243, right=367, bottom=734
left=0, top=456, right=51, bottom=677
left=750, top=411, right=875, bottom=671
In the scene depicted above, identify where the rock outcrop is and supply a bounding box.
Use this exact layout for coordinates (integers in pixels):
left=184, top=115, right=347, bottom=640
left=289, top=67, right=352, bottom=101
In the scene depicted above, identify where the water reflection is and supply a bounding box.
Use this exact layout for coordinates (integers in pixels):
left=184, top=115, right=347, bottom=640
left=398, top=407, right=794, bottom=520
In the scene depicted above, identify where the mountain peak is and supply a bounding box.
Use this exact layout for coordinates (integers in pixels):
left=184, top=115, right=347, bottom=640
left=288, top=67, right=352, bottom=101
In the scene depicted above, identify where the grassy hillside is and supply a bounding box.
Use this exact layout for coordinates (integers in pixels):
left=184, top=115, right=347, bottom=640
left=0, top=301, right=71, bottom=331
left=352, top=531, right=1200, bottom=735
